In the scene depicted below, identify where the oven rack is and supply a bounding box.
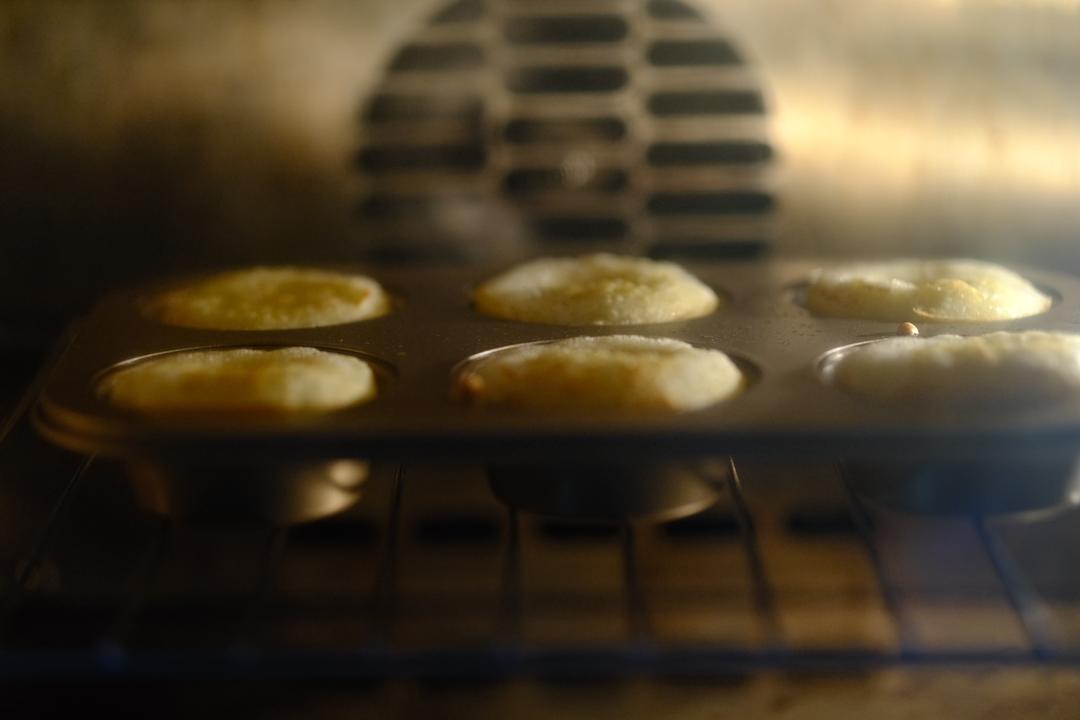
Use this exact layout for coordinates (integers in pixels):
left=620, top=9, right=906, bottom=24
left=3, top=371, right=1080, bottom=679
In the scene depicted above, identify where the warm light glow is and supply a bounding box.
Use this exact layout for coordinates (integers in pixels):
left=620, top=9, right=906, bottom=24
left=779, top=86, right=1080, bottom=200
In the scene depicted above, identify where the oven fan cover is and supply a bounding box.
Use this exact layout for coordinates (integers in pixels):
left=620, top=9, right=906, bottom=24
left=355, top=0, right=775, bottom=261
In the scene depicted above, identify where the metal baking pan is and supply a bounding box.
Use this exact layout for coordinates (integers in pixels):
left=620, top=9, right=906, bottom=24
left=33, top=259, right=1080, bottom=466
left=34, top=258, right=1080, bottom=520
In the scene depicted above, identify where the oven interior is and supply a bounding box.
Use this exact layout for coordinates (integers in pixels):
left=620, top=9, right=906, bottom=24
left=4, top=0, right=1080, bottom=715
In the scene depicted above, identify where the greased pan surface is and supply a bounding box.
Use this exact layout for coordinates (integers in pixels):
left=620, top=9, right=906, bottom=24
left=33, top=259, right=1080, bottom=463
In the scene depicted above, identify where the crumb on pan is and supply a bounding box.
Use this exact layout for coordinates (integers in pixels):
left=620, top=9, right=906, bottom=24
left=897, top=322, right=920, bottom=337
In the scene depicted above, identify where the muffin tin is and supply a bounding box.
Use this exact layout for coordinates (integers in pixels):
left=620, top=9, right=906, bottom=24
left=36, top=259, right=1080, bottom=521
left=34, top=259, right=1080, bottom=467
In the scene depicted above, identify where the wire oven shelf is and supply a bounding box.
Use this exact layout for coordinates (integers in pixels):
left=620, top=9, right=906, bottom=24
left=4, top=365, right=1080, bottom=680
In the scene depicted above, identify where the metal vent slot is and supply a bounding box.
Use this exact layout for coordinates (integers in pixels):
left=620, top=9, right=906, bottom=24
left=647, top=191, right=775, bottom=215
left=506, top=66, right=629, bottom=94
left=432, top=0, right=485, bottom=24
left=648, top=91, right=766, bottom=116
left=648, top=39, right=741, bottom=66
left=389, top=43, right=485, bottom=72
left=504, top=117, right=627, bottom=144
left=532, top=216, right=629, bottom=241
left=647, top=172, right=770, bottom=193
left=647, top=141, right=773, bottom=166
left=647, top=0, right=704, bottom=20
left=651, top=217, right=772, bottom=237
left=359, top=194, right=486, bottom=220
left=503, top=15, right=629, bottom=45
left=361, top=176, right=491, bottom=196
left=357, top=144, right=487, bottom=173
left=504, top=168, right=629, bottom=197
left=499, top=0, right=634, bottom=8
left=358, top=0, right=775, bottom=257
left=364, top=123, right=483, bottom=145
left=365, top=95, right=484, bottom=124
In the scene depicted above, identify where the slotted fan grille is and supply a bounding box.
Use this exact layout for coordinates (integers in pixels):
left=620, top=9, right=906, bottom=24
left=356, top=0, right=774, bottom=260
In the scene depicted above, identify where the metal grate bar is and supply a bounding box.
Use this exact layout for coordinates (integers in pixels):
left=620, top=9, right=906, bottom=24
left=0, top=378, right=37, bottom=450
left=725, top=458, right=783, bottom=649
left=1, top=454, right=94, bottom=631
left=974, top=516, right=1061, bottom=658
left=371, top=464, right=405, bottom=644
left=0, top=325, right=75, bottom=449
left=3, top=645, right=1078, bottom=680
left=620, top=522, right=652, bottom=643
left=840, top=468, right=919, bottom=654
left=100, top=516, right=172, bottom=651
left=231, top=526, right=291, bottom=647
left=498, top=506, right=523, bottom=644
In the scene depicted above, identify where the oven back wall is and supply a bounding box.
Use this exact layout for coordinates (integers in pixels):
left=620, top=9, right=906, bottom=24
left=3, top=0, right=1080, bottom=333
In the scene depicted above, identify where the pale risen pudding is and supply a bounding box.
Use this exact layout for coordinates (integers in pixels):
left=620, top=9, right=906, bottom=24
left=101, top=347, right=376, bottom=414
left=807, top=260, right=1051, bottom=322
left=825, top=331, right=1080, bottom=407
left=148, top=267, right=391, bottom=330
left=456, top=335, right=743, bottom=413
left=474, top=254, right=719, bottom=326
